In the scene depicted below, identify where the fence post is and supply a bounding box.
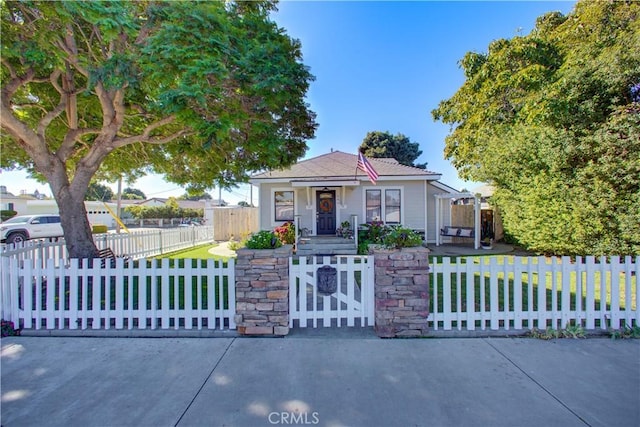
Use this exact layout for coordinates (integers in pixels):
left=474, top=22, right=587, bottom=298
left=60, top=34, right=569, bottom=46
left=234, top=245, right=292, bottom=336
left=371, top=246, right=430, bottom=337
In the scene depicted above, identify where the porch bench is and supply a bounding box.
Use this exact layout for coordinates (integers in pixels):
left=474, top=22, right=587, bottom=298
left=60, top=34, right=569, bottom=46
left=440, top=226, right=475, bottom=239
left=98, top=247, right=130, bottom=267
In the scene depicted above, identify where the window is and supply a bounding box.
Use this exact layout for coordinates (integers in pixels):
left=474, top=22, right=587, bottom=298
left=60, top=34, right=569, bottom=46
left=385, top=189, right=401, bottom=223
left=274, top=191, right=294, bottom=221
left=366, top=188, right=401, bottom=224
left=366, top=190, right=381, bottom=222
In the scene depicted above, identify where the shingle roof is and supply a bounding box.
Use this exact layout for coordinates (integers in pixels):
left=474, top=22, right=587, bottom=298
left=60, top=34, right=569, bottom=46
left=251, top=151, right=440, bottom=181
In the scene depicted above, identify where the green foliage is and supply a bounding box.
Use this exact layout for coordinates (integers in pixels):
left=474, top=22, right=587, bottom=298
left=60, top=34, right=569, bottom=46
left=125, top=200, right=203, bottom=220
left=244, top=230, right=282, bottom=249
left=357, top=222, right=422, bottom=253
left=609, top=324, right=640, bottom=340
left=91, top=224, right=108, bottom=234
left=1, top=210, right=17, bottom=222
left=432, top=1, right=640, bottom=256
left=274, top=221, right=295, bottom=245
left=179, top=191, right=212, bottom=201
left=1, top=319, right=20, bottom=337
left=122, top=187, right=146, bottom=200
left=0, top=0, right=317, bottom=258
left=382, top=226, right=423, bottom=249
left=85, top=183, right=114, bottom=201
left=359, top=131, right=427, bottom=169
left=529, top=325, right=586, bottom=340
left=237, top=201, right=251, bottom=207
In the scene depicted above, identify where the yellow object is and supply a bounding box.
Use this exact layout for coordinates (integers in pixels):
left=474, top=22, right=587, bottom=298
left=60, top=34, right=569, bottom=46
left=102, top=202, right=129, bottom=233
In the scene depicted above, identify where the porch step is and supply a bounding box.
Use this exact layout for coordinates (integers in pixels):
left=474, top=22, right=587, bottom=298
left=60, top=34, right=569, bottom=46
left=296, top=236, right=357, bottom=256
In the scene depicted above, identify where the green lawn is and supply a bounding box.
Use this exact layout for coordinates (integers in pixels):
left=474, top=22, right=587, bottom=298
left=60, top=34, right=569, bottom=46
left=156, top=243, right=231, bottom=262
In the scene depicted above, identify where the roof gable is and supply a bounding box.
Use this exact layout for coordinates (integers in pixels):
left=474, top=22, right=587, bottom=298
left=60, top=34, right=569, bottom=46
left=251, top=151, right=440, bottom=181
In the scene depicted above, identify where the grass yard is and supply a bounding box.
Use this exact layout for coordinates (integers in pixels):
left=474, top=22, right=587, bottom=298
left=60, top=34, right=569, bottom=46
left=157, top=243, right=231, bottom=262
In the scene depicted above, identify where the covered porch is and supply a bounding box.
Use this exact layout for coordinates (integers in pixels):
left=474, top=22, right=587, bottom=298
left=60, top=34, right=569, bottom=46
left=434, top=192, right=482, bottom=250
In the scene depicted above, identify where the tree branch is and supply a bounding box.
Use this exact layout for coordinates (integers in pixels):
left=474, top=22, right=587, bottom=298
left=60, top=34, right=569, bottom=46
left=56, top=128, right=101, bottom=162
left=112, top=115, right=193, bottom=148
left=1, top=58, right=17, bottom=78
left=37, top=99, right=66, bottom=139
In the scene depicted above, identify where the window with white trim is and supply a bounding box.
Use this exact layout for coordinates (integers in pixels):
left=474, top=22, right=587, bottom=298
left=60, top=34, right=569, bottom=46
left=274, top=190, right=294, bottom=221
left=366, top=189, right=401, bottom=224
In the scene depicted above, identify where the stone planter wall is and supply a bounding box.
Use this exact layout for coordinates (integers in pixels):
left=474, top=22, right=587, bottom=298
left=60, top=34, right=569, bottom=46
left=234, top=245, right=292, bottom=336
left=371, top=246, right=430, bottom=338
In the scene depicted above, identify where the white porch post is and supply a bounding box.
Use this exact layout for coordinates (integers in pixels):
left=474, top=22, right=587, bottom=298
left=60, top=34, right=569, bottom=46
left=474, top=195, right=481, bottom=250
left=435, top=196, right=441, bottom=246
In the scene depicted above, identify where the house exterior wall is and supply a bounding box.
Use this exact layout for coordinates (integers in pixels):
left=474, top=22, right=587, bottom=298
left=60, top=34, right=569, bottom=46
left=256, top=180, right=451, bottom=241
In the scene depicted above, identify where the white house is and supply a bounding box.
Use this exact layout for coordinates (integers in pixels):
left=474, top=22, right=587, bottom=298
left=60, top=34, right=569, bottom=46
left=249, top=151, right=464, bottom=244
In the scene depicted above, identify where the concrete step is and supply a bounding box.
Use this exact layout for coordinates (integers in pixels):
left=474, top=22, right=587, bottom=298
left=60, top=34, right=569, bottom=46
left=296, top=237, right=357, bottom=256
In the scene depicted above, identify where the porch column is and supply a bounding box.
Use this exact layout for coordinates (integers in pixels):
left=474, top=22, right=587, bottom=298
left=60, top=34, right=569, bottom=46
left=474, top=195, right=481, bottom=250
left=435, top=196, right=441, bottom=246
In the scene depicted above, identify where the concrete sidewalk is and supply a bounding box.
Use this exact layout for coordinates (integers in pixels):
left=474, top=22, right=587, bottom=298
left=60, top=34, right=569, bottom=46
left=1, top=336, right=638, bottom=427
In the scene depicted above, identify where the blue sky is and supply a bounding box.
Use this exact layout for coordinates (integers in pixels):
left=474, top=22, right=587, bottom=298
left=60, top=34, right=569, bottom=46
left=1, top=0, right=575, bottom=203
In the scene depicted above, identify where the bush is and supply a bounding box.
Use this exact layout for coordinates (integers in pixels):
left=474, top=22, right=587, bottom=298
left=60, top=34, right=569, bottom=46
left=92, top=224, right=108, bottom=234
left=1, top=210, right=17, bottom=222
left=1, top=319, right=20, bottom=337
left=245, top=230, right=282, bottom=249
left=382, top=226, right=423, bottom=249
left=357, top=223, right=423, bottom=253
left=274, top=222, right=295, bottom=244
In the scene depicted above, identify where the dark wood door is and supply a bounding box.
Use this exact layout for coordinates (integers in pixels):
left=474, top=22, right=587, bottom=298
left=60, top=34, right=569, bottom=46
left=316, top=190, right=336, bottom=235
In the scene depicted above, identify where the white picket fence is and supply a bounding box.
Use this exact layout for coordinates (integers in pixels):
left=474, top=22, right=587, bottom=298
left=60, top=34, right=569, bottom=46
left=1, top=257, right=235, bottom=331
left=0, top=226, right=214, bottom=266
left=289, top=256, right=375, bottom=328
left=429, top=256, right=639, bottom=332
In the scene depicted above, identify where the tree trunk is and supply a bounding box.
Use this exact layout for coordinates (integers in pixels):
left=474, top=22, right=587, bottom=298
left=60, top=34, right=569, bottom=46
left=49, top=176, right=99, bottom=260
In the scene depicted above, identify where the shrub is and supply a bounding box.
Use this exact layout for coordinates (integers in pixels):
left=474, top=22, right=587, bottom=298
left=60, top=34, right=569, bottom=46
left=382, top=226, right=423, bottom=249
left=92, top=224, right=108, bottom=234
left=1, top=319, right=20, bottom=337
left=274, top=222, right=295, bottom=244
left=1, top=210, right=17, bottom=222
left=245, top=230, right=282, bottom=249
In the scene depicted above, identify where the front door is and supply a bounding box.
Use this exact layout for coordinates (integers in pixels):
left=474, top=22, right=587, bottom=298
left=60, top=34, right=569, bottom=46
left=316, top=190, right=336, bottom=235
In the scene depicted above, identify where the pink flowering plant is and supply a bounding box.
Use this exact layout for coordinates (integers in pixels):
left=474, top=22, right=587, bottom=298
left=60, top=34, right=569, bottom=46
left=274, top=222, right=296, bottom=245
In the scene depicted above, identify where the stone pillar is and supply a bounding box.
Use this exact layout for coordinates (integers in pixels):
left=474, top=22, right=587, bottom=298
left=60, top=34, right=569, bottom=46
left=371, top=246, right=430, bottom=338
left=234, top=245, right=292, bottom=336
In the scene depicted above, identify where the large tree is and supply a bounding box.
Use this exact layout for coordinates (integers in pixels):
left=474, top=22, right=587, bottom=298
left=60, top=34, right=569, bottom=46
left=432, top=0, right=639, bottom=255
left=1, top=1, right=316, bottom=258
left=359, top=131, right=427, bottom=169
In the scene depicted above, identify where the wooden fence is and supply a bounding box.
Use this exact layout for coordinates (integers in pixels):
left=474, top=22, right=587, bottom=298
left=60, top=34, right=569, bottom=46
left=212, top=207, right=258, bottom=241
left=0, top=226, right=214, bottom=266
left=429, top=256, right=639, bottom=332
left=1, top=257, right=235, bottom=331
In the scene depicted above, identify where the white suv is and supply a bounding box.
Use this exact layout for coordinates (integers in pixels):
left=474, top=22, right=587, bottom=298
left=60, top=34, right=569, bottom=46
left=0, top=214, right=64, bottom=244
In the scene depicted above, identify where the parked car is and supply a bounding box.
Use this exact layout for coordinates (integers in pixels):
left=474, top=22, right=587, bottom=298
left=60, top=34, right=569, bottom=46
left=0, top=214, right=64, bottom=244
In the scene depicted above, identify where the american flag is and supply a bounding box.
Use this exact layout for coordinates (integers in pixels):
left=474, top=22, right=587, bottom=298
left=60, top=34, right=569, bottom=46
left=357, top=152, right=379, bottom=185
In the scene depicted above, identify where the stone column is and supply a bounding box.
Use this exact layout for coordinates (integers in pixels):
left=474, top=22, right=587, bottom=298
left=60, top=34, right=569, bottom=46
left=234, top=245, right=292, bottom=336
left=371, top=246, right=430, bottom=338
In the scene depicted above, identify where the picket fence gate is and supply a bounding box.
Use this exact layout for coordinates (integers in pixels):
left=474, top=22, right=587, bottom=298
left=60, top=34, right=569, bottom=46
left=1, top=257, right=235, bottom=331
left=429, top=256, right=639, bottom=332
left=289, top=256, right=375, bottom=328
